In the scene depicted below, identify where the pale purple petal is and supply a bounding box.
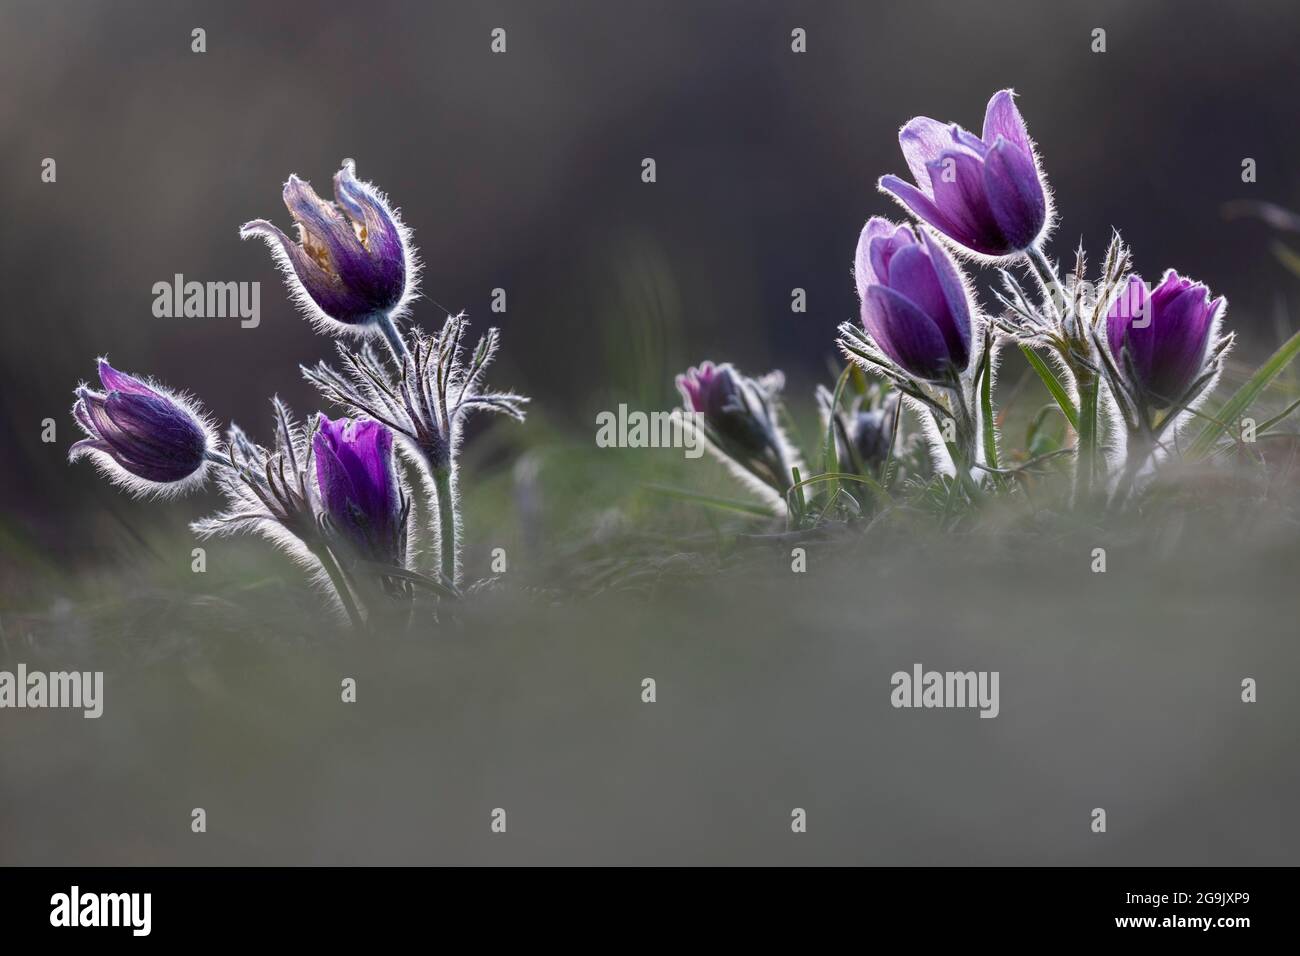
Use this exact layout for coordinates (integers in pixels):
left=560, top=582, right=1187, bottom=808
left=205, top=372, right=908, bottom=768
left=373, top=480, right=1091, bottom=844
left=879, top=175, right=963, bottom=243
left=982, top=89, right=1033, bottom=158
left=98, top=361, right=159, bottom=398
left=898, top=117, right=955, bottom=191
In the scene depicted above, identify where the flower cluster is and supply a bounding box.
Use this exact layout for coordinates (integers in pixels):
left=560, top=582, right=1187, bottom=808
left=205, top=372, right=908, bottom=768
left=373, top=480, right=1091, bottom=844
left=71, top=160, right=527, bottom=629
left=683, top=88, right=1244, bottom=519
left=70, top=96, right=1286, bottom=611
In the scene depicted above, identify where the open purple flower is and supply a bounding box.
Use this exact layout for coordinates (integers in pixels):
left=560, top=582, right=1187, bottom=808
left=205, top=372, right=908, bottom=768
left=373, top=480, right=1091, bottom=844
left=313, top=415, right=407, bottom=567
left=854, top=217, right=973, bottom=381
left=879, top=90, right=1050, bottom=259
left=1105, top=271, right=1225, bottom=409
left=70, top=360, right=214, bottom=495
left=241, top=159, right=417, bottom=336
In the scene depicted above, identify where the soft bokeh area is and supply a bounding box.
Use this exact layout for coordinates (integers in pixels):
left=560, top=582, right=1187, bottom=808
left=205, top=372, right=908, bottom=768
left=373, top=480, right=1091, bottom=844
left=1, top=0, right=1298, bottom=865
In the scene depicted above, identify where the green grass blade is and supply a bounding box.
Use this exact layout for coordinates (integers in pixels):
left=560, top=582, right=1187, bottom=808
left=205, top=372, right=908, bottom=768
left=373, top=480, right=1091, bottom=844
left=785, top=470, right=889, bottom=506
left=980, top=342, right=999, bottom=471
left=1187, top=328, right=1300, bottom=460
left=821, top=365, right=853, bottom=483
left=1019, top=344, right=1078, bottom=431
left=1255, top=395, right=1300, bottom=434
left=642, top=483, right=773, bottom=518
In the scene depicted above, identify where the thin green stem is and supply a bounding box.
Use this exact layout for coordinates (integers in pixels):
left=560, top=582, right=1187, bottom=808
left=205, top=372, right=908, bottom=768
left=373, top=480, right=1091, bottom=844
left=936, top=385, right=981, bottom=502
left=431, top=466, right=459, bottom=587
left=978, top=329, right=999, bottom=473
left=1073, top=363, right=1099, bottom=501
left=1114, top=427, right=1153, bottom=508
left=1026, top=245, right=1100, bottom=501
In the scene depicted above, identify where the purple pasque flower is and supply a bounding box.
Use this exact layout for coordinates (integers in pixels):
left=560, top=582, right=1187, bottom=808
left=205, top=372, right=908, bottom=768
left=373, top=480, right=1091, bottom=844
left=677, top=362, right=772, bottom=458
left=313, top=415, right=407, bottom=567
left=70, top=359, right=214, bottom=495
left=305, top=315, right=527, bottom=589
left=854, top=217, right=974, bottom=382
left=879, top=89, right=1050, bottom=259
left=1105, top=270, right=1226, bottom=410
left=677, top=361, right=801, bottom=496
left=241, top=159, right=418, bottom=335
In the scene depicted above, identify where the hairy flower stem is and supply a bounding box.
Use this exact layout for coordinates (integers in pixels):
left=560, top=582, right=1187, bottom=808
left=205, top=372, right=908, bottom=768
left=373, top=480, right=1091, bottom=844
left=370, top=312, right=460, bottom=586
left=939, top=382, right=980, bottom=499
left=1073, top=366, right=1100, bottom=501
left=203, top=451, right=367, bottom=631
left=374, top=311, right=410, bottom=366
left=309, top=542, right=367, bottom=633
left=431, top=465, right=459, bottom=587
left=1026, top=244, right=1099, bottom=501
left=1114, top=428, right=1154, bottom=508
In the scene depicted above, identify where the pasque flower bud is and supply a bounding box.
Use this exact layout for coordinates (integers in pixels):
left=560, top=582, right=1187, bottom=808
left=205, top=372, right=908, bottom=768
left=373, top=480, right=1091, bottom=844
left=854, top=217, right=974, bottom=382
left=313, top=416, right=407, bottom=568
left=70, top=360, right=214, bottom=494
left=677, top=361, right=801, bottom=499
left=242, top=159, right=417, bottom=336
left=1106, top=271, right=1225, bottom=410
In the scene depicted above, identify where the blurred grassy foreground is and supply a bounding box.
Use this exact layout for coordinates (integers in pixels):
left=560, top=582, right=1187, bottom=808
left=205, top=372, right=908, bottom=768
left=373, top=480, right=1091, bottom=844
left=1, top=402, right=1298, bottom=864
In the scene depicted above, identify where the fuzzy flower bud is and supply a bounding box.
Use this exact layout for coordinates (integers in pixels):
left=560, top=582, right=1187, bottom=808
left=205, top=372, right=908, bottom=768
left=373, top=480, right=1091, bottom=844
left=241, top=159, right=417, bottom=335
left=677, top=361, right=801, bottom=497
left=854, top=217, right=974, bottom=382
left=70, top=360, right=214, bottom=495
left=1106, top=271, right=1225, bottom=410
left=313, top=416, right=406, bottom=567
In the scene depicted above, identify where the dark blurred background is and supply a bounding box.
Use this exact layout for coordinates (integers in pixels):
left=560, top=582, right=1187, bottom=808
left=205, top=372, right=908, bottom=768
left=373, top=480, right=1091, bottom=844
left=3, top=0, right=1300, bottom=560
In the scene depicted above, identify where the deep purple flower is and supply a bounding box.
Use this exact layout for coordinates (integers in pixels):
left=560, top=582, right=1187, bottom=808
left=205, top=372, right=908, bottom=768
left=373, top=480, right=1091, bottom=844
left=313, top=416, right=405, bottom=565
left=70, top=360, right=213, bottom=492
left=242, top=159, right=416, bottom=334
left=1106, top=271, right=1225, bottom=409
left=879, top=90, right=1050, bottom=258
left=854, top=217, right=973, bottom=381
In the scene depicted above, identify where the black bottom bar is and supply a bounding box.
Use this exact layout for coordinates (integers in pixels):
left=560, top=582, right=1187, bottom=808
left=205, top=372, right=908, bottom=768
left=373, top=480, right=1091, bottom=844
left=0, top=867, right=1282, bottom=941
